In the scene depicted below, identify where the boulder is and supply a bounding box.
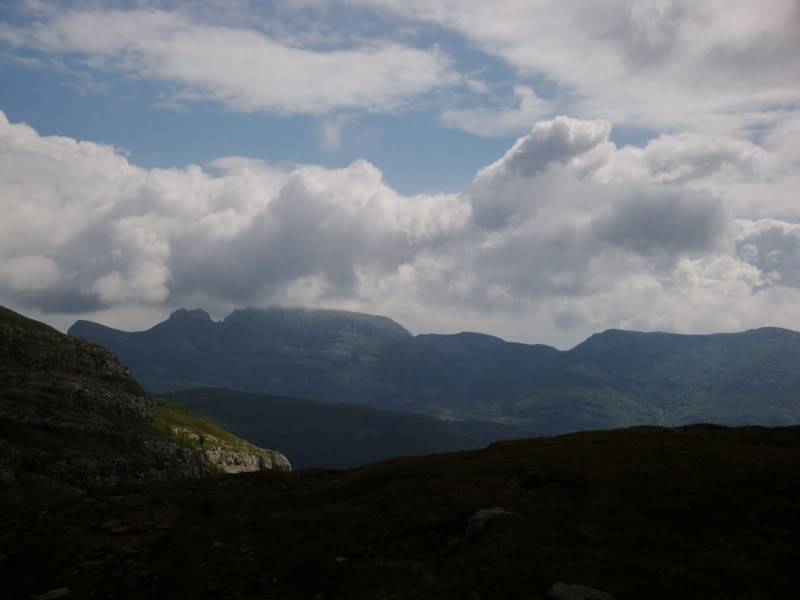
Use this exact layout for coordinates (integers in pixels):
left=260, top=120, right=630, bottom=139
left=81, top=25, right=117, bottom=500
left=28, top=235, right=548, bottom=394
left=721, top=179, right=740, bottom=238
left=465, top=507, right=513, bottom=539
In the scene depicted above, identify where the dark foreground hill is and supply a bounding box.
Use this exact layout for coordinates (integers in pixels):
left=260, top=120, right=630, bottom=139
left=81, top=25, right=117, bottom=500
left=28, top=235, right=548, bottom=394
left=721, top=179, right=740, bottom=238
left=2, top=425, right=798, bottom=599
left=164, top=388, right=530, bottom=469
left=70, top=306, right=800, bottom=433
left=0, top=306, right=289, bottom=516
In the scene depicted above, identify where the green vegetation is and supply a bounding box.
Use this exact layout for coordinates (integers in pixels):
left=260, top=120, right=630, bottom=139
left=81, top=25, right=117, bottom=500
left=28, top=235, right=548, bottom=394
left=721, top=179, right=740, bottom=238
left=152, top=401, right=267, bottom=455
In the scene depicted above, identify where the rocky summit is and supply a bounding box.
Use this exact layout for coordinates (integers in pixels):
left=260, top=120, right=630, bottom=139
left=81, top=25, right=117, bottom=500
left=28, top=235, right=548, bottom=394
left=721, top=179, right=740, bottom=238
left=0, top=306, right=289, bottom=516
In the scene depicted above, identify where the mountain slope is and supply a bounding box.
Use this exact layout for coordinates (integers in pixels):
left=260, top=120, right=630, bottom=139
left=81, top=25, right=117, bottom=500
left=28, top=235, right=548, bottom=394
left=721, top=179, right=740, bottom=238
left=0, top=306, right=289, bottom=515
left=163, top=388, right=530, bottom=469
left=69, top=307, right=800, bottom=433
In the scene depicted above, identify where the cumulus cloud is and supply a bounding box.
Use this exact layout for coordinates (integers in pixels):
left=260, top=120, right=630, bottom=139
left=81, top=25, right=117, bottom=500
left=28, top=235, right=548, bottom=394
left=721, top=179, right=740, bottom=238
left=0, top=8, right=454, bottom=114
left=1, top=110, right=799, bottom=346
left=476, top=116, right=612, bottom=181
left=594, top=188, right=726, bottom=256
left=469, top=117, right=613, bottom=228
left=0, top=110, right=470, bottom=314
left=735, top=219, right=800, bottom=288
left=595, top=133, right=766, bottom=184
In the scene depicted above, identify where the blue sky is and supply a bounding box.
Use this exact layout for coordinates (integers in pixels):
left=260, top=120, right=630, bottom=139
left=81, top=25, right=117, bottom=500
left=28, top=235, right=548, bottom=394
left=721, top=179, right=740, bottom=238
left=1, top=0, right=799, bottom=346
left=0, top=0, right=524, bottom=194
left=0, top=59, right=513, bottom=194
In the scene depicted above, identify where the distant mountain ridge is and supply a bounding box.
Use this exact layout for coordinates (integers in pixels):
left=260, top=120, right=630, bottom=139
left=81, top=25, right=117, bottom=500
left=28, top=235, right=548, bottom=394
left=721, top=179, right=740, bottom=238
left=69, top=307, right=800, bottom=434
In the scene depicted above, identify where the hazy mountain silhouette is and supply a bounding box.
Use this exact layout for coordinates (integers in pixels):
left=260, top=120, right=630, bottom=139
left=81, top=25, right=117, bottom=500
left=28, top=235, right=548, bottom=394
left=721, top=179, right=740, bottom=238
left=70, top=307, right=800, bottom=434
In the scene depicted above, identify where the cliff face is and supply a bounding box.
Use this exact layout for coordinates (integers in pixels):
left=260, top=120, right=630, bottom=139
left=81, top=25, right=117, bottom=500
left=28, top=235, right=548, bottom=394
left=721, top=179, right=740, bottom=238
left=0, top=306, right=289, bottom=515
left=0, top=310, right=154, bottom=422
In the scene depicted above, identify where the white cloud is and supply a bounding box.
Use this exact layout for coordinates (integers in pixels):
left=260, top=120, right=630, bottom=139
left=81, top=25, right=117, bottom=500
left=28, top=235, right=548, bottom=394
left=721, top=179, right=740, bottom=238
left=1, top=110, right=799, bottom=347
left=317, top=114, right=352, bottom=151
left=440, top=85, right=553, bottom=137
left=476, top=116, right=612, bottom=182
left=357, top=0, right=800, bottom=136
left=596, top=133, right=766, bottom=184
left=0, top=8, right=455, bottom=114
left=0, top=109, right=470, bottom=312
left=0, top=255, right=60, bottom=291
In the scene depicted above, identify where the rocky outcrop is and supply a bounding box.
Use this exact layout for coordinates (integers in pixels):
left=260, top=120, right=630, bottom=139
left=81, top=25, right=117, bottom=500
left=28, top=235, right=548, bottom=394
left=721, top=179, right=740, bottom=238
left=0, top=318, right=153, bottom=422
left=204, top=449, right=291, bottom=473
left=170, top=426, right=291, bottom=473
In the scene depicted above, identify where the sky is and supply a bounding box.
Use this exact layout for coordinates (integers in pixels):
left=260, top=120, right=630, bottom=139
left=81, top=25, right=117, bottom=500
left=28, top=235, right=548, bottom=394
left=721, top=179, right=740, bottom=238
left=0, top=0, right=799, bottom=348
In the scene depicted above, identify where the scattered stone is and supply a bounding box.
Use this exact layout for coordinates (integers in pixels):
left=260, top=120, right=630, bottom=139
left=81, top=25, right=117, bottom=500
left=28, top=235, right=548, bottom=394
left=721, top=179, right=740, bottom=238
left=35, top=589, right=72, bottom=600
left=100, top=519, right=130, bottom=535
left=465, top=507, right=514, bottom=539
left=546, top=582, right=614, bottom=600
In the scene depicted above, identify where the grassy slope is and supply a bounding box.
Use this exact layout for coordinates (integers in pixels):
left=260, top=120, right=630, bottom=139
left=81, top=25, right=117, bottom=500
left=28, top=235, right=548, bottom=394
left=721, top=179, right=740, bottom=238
left=2, top=424, right=798, bottom=600
left=164, top=387, right=529, bottom=469
left=152, top=401, right=274, bottom=456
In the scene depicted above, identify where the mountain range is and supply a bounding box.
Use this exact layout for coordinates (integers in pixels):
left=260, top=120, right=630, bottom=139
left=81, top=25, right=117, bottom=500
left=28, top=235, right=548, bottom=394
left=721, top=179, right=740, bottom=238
left=69, top=306, right=800, bottom=434
left=2, top=304, right=799, bottom=598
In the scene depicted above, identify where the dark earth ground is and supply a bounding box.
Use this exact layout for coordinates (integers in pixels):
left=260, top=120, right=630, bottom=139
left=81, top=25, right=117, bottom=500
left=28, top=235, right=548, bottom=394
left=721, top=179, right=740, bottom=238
left=2, top=424, right=799, bottom=600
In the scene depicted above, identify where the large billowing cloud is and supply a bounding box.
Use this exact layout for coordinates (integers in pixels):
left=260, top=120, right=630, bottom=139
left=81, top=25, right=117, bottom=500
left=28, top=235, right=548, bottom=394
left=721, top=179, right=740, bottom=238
left=1, top=109, right=799, bottom=345
left=0, top=109, right=471, bottom=315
